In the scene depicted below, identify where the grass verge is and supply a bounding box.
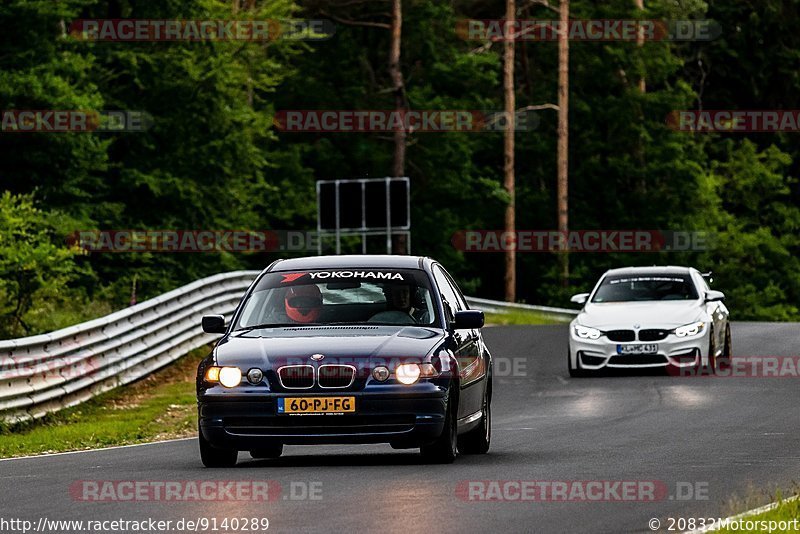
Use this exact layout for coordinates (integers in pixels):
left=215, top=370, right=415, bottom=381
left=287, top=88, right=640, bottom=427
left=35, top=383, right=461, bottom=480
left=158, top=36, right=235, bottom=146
left=484, top=309, right=570, bottom=325
left=0, top=348, right=206, bottom=459
left=715, top=494, right=800, bottom=533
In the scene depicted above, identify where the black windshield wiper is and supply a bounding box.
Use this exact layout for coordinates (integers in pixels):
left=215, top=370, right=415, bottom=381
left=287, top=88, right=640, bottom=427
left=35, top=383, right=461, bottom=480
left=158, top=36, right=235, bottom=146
left=235, top=323, right=308, bottom=332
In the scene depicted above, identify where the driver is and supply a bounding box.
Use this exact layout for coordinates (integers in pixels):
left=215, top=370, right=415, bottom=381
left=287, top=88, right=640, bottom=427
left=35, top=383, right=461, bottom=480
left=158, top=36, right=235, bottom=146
left=285, top=285, right=323, bottom=323
left=368, top=284, right=419, bottom=324
left=385, top=284, right=413, bottom=312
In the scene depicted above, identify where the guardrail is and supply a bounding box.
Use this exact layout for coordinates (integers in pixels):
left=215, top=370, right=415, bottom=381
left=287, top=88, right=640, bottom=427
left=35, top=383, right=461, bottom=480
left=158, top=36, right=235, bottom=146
left=0, top=269, right=577, bottom=422
left=464, top=297, right=578, bottom=321
left=0, top=270, right=260, bottom=423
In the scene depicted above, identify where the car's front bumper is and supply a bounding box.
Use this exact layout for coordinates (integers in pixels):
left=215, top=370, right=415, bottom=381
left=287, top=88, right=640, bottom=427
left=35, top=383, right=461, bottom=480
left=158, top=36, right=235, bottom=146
left=198, top=384, right=447, bottom=449
left=569, top=330, right=708, bottom=370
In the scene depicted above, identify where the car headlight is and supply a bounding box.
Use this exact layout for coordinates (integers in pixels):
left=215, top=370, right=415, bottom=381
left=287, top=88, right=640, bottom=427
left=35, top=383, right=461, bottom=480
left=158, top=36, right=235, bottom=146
left=219, top=367, right=243, bottom=387
left=205, top=366, right=243, bottom=388
left=674, top=321, right=705, bottom=338
left=574, top=325, right=602, bottom=340
left=395, top=363, right=439, bottom=385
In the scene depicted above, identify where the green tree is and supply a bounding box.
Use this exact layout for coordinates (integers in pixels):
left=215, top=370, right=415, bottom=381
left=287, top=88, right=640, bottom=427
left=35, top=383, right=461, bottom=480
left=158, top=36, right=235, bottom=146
left=0, top=192, right=86, bottom=336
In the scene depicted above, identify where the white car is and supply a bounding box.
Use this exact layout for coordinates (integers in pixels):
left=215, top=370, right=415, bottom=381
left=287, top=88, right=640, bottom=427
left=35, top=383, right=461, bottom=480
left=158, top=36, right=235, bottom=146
left=568, top=266, right=731, bottom=377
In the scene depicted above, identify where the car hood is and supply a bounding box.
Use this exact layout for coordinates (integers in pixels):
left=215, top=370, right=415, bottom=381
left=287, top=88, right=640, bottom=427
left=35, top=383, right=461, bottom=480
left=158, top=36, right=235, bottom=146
left=213, top=325, right=446, bottom=369
left=578, top=300, right=704, bottom=329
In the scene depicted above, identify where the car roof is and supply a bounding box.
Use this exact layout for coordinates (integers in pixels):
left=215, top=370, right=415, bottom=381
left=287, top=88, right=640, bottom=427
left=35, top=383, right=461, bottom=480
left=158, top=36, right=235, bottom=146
left=603, top=265, right=695, bottom=276
left=269, top=255, right=429, bottom=272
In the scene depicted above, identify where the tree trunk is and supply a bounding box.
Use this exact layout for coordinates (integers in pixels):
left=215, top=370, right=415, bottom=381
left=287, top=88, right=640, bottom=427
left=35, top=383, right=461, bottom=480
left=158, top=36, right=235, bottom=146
left=389, top=0, right=407, bottom=254
left=635, top=0, right=645, bottom=92
left=389, top=0, right=406, bottom=179
left=503, top=0, right=516, bottom=302
left=557, top=0, right=570, bottom=287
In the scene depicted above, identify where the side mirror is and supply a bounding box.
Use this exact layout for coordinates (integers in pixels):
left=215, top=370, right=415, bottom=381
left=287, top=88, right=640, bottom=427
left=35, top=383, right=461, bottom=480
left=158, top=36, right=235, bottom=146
left=202, top=315, right=227, bottom=334
left=570, top=293, right=590, bottom=305
left=705, top=290, right=725, bottom=302
left=453, top=310, right=485, bottom=330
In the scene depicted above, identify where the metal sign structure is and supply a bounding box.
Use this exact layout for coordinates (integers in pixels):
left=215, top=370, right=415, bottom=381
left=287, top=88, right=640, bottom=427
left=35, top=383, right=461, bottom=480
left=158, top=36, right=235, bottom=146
left=316, top=177, right=410, bottom=255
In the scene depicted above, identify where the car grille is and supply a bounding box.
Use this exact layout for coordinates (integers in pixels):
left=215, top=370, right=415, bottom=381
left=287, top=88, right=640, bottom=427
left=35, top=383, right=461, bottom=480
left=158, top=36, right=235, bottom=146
left=638, top=329, right=669, bottom=341
left=605, top=330, right=635, bottom=342
left=610, top=354, right=668, bottom=365
left=318, top=365, right=356, bottom=389
left=277, top=365, right=314, bottom=389
left=225, top=415, right=415, bottom=436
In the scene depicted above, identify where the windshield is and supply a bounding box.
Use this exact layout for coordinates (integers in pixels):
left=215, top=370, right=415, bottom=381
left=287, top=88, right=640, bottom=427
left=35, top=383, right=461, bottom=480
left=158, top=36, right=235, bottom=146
left=591, top=274, right=699, bottom=303
left=234, top=269, right=437, bottom=329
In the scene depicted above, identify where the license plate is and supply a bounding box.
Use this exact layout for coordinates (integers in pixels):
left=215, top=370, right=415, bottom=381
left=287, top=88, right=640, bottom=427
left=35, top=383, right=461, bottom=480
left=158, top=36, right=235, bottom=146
left=617, top=344, right=658, bottom=355
left=277, top=396, right=356, bottom=415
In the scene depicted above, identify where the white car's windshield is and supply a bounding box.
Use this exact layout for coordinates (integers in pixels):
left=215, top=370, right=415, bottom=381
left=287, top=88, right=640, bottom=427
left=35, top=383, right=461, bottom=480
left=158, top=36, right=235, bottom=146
left=591, top=274, right=699, bottom=303
left=235, top=269, right=438, bottom=329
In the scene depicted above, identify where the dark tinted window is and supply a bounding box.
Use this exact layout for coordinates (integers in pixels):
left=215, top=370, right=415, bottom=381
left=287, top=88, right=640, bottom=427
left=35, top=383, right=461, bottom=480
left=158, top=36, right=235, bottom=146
left=433, top=266, right=460, bottom=322
left=592, top=274, right=699, bottom=302
left=236, top=269, right=437, bottom=328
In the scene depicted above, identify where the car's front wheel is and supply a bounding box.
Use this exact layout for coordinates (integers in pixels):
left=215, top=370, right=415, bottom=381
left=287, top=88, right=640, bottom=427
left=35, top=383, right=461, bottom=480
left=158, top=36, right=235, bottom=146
left=718, top=325, right=732, bottom=370
left=199, top=429, right=238, bottom=468
left=458, top=382, right=491, bottom=454
left=702, top=328, right=717, bottom=375
left=420, top=391, right=457, bottom=464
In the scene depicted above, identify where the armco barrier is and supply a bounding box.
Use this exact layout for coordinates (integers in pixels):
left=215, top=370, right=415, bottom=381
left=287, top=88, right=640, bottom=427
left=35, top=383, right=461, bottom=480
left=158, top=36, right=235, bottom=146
left=0, top=271, right=260, bottom=422
left=0, top=270, right=577, bottom=422
left=464, top=297, right=578, bottom=321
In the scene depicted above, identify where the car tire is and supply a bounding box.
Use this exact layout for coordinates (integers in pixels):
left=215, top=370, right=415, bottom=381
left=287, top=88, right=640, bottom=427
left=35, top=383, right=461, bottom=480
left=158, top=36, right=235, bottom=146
left=718, top=325, right=732, bottom=370
left=420, top=390, right=457, bottom=464
left=250, top=444, right=283, bottom=459
left=458, top=382, right=491, bottom=455
left=199, top=429, right=238, bottom=468
left=702, top=328, right=717, bottom=375
left=568, top=348, right=589, bottom=378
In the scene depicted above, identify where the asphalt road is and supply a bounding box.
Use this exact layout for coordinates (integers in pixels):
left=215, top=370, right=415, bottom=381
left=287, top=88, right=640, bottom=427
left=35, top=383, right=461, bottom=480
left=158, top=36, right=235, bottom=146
left=1, top=323, right=799, bottom=534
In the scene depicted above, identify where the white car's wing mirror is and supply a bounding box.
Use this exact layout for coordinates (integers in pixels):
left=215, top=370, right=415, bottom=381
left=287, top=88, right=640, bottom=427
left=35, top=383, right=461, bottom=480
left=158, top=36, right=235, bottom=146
left=570, top=293, right=590, bottom=305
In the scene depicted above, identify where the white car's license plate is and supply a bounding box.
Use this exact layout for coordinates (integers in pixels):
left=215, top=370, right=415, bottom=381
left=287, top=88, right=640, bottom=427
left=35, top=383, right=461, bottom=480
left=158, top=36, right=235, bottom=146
left=616, top=344, right=658, bottom=355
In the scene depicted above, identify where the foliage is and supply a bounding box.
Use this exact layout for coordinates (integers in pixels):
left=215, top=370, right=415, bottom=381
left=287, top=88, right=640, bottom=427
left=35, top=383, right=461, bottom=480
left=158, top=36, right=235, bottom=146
left=0, top=192, right=87, bottom=336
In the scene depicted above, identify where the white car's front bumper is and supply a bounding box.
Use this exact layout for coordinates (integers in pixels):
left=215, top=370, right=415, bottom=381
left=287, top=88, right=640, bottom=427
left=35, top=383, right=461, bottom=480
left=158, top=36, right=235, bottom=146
left=569, top=326, right=709, bottom=370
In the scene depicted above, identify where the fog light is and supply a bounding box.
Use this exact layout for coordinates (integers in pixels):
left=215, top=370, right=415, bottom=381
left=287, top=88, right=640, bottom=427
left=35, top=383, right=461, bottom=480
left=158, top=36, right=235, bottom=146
left=372, top=366, right=390, bottom=382
left=247, top=368, right=264, bottom=384
left=396, top=363, right=421, bottom=385
left=219, top=367, right=242, bottom=388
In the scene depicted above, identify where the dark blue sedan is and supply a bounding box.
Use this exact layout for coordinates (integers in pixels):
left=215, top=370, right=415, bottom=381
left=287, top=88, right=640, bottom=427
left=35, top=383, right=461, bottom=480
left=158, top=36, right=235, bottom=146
left=197, top=255, right=492, bottom=466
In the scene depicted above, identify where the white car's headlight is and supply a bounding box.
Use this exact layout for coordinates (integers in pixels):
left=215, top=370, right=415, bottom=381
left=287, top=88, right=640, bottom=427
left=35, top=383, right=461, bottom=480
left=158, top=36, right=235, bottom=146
left=574, top=325, right=602, bottom=340
left=674, top=321, right=705, bottom=338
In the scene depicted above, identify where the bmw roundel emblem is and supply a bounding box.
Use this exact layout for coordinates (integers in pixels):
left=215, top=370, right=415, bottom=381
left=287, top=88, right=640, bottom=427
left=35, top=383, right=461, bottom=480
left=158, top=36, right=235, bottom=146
left=310, top=353, right=325, bottom=361
left=633, top=324, right=641, bottom=329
